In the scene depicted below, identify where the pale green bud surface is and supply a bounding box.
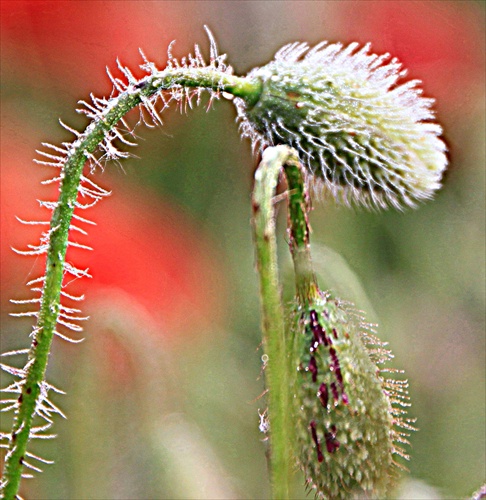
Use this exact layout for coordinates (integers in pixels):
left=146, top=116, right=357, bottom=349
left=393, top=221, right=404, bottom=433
left=236, top=42, right=447, bottom=209
left=289, top=292, right=411, bottom=499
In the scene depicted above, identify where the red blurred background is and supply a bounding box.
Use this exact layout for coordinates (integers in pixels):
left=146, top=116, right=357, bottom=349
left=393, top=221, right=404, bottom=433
left=1, top=1, right=228, bottom=340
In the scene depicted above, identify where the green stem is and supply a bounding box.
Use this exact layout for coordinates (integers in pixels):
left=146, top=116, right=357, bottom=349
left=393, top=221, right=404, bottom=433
left=281, top=154, right=319, bottom=305
left=251, top=145, right=317, bottom=499
left=252, top=146, right=290, bottom=499
left=1, top=66, right=261, bottom=500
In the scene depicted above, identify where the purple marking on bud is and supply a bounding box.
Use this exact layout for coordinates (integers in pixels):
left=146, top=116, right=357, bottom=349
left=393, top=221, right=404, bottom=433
left=330, top=381, right=339, bottom=402
left=318, top=383, right=329, bottom=408
left=332, top=328, right=338, bottom=340
left=325, top=425, right=340, bottom=453
left=309, top=310, right=331, bottom=346
left=329, top=348, right=343, bottom=385
left=309, top=355, right=318, bottom=382
left=335, top=366, right=343, bottom=385
left=310, top=421, right=324, bottom=463
left=323, top=330, right=332, bottom=346
left=329, top=347, right=348, bottom=403
left=309, top=309, right=318, bottom=324
left=309, top=310, right=321, bottom=344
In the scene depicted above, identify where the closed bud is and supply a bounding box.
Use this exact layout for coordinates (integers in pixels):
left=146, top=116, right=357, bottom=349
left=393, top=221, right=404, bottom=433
left=235, top=42, right=447, bottom=209
left=289, top=292, right=413, bottom=499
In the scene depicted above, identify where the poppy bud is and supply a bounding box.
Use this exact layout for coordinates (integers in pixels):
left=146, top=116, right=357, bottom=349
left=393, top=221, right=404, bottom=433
left=289, top=292, right=413, bottom=498
left=235, top=42, right=447, bottom=209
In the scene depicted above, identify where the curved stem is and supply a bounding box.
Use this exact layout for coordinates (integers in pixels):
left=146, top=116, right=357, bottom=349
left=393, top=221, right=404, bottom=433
left=252, top=146, right=290, bottom=499
left=251, top=145, right=317, bottom=499
left=1, top=67, right=260, bottom=500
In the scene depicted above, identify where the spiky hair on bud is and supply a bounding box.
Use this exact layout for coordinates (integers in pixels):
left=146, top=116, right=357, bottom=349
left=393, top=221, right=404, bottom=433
left=235, top=41, right=447, bottom=209
left=289, top=292, right=415, bottom=499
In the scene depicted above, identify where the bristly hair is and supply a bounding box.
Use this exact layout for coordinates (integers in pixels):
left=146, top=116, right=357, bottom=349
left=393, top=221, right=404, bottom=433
left=289, top=291, right=416, bottom=499
left=234, top=41, right=447, bottom=209
left=1, top=27, right=232, bottom=485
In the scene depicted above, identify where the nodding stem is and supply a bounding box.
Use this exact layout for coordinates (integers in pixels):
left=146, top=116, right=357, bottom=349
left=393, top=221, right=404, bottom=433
left=251, top=149, right=413, bottom=500
left=251, top=146, right=296, bottom=499
left=252, top=145, right=321, bottom=499
left=0, top=38, right=260, bottom=499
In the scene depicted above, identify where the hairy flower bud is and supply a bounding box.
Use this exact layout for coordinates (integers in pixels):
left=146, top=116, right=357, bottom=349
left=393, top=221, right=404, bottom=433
left=289, top=292, right=413, bottom=499
left=235, top=41, right=447, bottom=209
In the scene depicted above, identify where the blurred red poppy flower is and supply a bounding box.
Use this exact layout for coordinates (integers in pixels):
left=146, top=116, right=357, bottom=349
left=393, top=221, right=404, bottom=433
left=338, top=1, right=485, bottom=112
left=0, top=0, right=190, bottom=96
left=1, top=119, right=226, bottom=339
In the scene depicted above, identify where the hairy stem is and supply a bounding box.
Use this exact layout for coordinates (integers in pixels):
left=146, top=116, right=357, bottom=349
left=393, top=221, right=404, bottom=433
left=251, top=145, right=315, bottom=499
left=1, top=66, right=260, bottom=499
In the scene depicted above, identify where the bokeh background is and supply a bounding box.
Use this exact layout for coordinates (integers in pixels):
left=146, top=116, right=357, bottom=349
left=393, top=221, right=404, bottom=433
left=1, top=1, right=484, bottom=498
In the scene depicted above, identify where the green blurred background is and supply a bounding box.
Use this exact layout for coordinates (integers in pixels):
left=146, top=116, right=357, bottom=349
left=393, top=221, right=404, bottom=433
left=1, top=1, right=484, bottom=498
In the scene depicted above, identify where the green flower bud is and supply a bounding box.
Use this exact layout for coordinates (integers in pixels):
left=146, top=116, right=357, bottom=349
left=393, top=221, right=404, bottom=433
left=289, top=292, right=413, bottom=499
left=235, top=42, right=447, bottom=209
